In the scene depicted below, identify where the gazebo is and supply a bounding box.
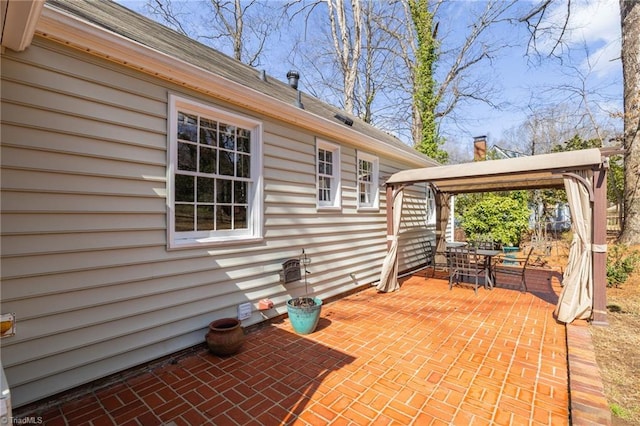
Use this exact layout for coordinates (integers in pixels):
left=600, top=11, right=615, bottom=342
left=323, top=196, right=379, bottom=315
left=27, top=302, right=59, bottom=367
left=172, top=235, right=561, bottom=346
left=378, top=147, right=619, bottom=326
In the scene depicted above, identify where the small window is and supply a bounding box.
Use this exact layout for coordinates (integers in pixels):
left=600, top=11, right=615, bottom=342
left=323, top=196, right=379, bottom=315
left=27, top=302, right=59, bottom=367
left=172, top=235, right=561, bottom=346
left=425, top=186, right=436, bottom=225
left=317, top=140, right=341, bottom=209
left=168, top=95, right=263, bottom=248
left=357, top=151, right=379, bottom=210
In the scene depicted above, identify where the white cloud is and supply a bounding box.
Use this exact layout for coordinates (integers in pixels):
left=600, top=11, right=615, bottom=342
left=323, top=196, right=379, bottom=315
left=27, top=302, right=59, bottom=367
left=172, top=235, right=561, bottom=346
left=545, top=0, right=621, bottom=76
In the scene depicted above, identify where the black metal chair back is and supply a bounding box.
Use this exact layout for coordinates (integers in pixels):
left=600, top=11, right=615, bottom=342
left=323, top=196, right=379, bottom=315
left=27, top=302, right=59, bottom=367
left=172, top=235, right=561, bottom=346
left=449, top=247, right=487, bottom=294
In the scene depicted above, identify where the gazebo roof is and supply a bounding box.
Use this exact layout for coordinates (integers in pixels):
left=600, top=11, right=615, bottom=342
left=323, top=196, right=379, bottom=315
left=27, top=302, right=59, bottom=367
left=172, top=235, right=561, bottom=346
left=386, top=148, right=608, bottom=194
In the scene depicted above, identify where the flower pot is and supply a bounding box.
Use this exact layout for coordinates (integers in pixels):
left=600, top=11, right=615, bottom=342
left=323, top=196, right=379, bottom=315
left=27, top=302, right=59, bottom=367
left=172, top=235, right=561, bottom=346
left=205, top=318, right=245, bottom=356
left=286, top=297, right=323, bottom=334
left=502, top=246, right=520, bottom=265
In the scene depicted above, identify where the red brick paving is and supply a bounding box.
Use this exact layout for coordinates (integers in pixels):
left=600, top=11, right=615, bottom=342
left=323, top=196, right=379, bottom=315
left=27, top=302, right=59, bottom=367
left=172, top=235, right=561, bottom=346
left=14, top=268, right=609, bottom=425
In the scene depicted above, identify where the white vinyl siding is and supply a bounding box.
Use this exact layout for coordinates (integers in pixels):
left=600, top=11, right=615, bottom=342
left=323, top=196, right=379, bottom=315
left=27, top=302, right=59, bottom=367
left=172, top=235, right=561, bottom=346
left=0, top=38, right=432, bottom=408
left=168, top=95, right=263, bottom=248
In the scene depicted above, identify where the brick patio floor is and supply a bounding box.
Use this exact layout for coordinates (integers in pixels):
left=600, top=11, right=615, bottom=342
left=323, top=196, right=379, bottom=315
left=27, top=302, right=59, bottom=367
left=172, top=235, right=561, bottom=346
left=14, top=268, right=609, bottom=425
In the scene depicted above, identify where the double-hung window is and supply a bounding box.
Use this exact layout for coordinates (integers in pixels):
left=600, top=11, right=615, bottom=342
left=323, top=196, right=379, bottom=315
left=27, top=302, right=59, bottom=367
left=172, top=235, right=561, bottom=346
left=317, top=140, right=341, bottom=209
left=168, top=95, right=263, bottom=248
left=357, top=152, right=379, bottom=210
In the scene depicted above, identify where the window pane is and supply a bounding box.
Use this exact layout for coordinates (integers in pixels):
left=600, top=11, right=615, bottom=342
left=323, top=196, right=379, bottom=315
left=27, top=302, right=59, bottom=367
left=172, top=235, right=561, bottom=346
left=217, top=179, right=232, bottom=203
left=175, top=204, right=194, bottom=231
left=200, top=127, right=217, bottom=146
left=325, top=163, right=332, bottom=175
left=197, top=205, right=215, bottom=230
left=219, top=151, right=235, bottom=176
left=197, top=177, right=215, bottom=202
left=237, top=153, right=250, bottom=178
left=177, top=112, right=198, bottom=141
left=216, top=205, right=232, bottom=229
left=234, top=181, right=248, bottom=204
left=178, top=142, right=197, bottom=171
left=199, top=146, right=216, bottom=174
left=234, top=206, right=247, bottom=229
left=219, top=124, right=236, bottom=150
left=319, top=177, right=331, bottom=202
left=360, top=182, right=371, bottom=204
left=175, top=174, right=194, bottom=202
left=237, top=130, right=251, bottom=153
left=325, top=151, right=332, bottom=163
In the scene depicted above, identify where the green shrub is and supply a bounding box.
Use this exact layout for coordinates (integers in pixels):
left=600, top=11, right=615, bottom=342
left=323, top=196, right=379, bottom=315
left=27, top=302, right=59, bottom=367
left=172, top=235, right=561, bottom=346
left=606, top=244, right=640, bottom=288
left=460, top=193, right=530, bottom=247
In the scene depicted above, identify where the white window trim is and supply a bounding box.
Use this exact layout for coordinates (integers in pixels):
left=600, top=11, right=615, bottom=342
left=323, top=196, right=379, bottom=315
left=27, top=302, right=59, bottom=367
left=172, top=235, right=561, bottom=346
left=167, top=94, right=263, bottom=249
left=316, top=139, right=341, bottom=210
left=356, top=151, right=380, bottom=211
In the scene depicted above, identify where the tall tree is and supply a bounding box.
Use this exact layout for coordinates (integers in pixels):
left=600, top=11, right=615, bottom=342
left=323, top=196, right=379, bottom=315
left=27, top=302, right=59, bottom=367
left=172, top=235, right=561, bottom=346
left=619, top=0, right=640, bottom=244
left=326, top=0, right=363, bottom=114
left=407, top=0, right=446, bottom=162
left=145, top=0, right=276, bottom=67
left=520, top=0, right=637, bottom=244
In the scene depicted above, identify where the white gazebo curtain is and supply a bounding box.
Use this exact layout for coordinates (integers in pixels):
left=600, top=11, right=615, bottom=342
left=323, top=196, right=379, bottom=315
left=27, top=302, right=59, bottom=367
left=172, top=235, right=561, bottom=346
left=377, top=189, right=404, bottom=292
left=555, top=171, right=593, bottom=323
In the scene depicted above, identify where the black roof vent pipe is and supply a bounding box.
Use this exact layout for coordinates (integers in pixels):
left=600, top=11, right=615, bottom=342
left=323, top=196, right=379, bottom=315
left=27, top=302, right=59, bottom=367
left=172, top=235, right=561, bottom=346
left=334, top=113, right=353, bottom=126
left=287, top=70, right=300, bottom=89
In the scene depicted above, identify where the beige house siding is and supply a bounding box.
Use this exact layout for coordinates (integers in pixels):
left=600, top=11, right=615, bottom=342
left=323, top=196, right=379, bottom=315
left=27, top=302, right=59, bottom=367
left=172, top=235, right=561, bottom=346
left=0, top=38, right=432, bottom=407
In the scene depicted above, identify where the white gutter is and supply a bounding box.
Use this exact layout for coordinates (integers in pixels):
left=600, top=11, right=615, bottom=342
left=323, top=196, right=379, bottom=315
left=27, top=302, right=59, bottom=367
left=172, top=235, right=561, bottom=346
left=36, top=5, right=433, bottom=168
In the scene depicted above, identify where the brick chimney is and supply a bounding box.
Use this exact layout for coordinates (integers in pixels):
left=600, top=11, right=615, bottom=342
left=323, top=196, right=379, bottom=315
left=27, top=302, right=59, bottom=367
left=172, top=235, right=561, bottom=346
left=473, top=135, right=487, bottom=161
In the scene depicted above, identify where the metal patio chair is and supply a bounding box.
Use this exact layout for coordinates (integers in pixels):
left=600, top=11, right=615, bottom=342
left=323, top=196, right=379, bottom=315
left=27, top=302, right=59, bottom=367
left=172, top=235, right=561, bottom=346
left=448, top=247, right=487, bottom=294
left=493, top=247, right=534, bottom=293
left=424, top=240, right=449, bottom=279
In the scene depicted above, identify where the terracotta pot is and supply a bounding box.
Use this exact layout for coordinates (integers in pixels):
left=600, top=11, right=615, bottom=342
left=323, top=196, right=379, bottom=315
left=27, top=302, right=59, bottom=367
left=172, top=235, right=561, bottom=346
left=205, top=318, right=245, bottom=356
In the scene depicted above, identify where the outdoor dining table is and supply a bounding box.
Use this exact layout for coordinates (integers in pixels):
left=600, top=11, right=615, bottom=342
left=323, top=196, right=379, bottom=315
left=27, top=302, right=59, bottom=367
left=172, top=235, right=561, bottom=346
left=475, top=248, right=502, bottom=289
left=446, top=241, right=468, bottom=248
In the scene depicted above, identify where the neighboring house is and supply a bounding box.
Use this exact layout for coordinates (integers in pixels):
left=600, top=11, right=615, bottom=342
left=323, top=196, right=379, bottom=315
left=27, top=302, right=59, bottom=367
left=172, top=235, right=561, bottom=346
left=0, top=0, right=439, bottom=407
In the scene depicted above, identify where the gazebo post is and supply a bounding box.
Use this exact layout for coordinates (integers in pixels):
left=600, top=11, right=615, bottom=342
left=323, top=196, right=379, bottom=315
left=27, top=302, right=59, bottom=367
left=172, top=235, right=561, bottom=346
left=591, top=166, right=608, bottom=326
left=434, top=192, right=450, bottom=265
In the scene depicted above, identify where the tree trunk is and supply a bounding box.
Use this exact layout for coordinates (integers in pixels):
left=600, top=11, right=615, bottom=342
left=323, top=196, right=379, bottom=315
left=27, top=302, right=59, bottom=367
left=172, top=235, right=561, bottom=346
left=326, top=0, right=362, bottom=114
left=619, top=0, right=640, bottom=244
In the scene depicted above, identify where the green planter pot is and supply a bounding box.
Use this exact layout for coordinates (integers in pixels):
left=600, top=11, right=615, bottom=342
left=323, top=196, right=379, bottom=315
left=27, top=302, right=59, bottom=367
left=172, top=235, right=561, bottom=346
left=286, top=297, right=322, bottom=334
left=502, top=246, right=519, bottom=265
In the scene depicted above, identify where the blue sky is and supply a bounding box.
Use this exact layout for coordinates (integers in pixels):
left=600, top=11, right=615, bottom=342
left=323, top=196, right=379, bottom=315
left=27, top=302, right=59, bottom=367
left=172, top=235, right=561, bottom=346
left=436, top=0, right=622, bottom=156
left=118, top=0, right=622, bottom=158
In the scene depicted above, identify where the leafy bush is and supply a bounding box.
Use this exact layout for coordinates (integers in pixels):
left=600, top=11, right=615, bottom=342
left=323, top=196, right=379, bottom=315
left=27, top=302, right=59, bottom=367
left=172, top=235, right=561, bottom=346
left=606, top=244, right=640, bottom=288
left=460, top=193, right=530, bottom=247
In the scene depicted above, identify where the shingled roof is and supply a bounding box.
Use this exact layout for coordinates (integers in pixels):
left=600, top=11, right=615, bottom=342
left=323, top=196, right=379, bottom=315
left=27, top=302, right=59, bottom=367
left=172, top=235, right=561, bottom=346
left=44, top=0, right=436, bottom=166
